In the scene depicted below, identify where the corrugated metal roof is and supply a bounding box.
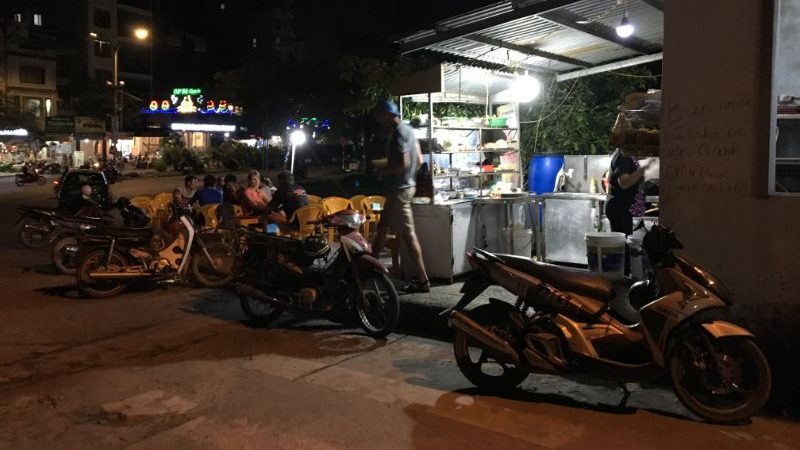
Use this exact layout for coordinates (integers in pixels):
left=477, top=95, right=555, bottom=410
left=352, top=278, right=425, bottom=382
left=399, top=0, right=662, bottom=75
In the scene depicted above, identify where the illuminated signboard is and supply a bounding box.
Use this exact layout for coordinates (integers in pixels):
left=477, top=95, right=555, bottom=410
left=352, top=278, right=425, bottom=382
left=142, top=87, right=239, bottom=115
left=172, top=87, right=202, bottom=96
left=170, top=123, right=236, bottom=132
left=287, top=117, right=331, bottom=132
left=0, top=128, right=29, bottom=136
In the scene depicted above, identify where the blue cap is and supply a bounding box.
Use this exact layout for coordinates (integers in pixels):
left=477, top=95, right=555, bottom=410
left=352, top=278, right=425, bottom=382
left=375, top=99, right=400, bottom=116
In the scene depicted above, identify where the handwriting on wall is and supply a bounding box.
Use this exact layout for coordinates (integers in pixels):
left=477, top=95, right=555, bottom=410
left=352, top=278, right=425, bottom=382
left=661, top=97, right=753, bottom=196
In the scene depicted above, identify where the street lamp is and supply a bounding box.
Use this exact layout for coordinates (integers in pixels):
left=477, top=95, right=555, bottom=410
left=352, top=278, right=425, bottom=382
left=289, top=130, right=306, bottom=174
left=90, top=27, right=149, bottom=162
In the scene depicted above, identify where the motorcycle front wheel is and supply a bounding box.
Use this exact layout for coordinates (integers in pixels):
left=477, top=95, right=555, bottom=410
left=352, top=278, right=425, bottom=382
left=52, top=236, right=79, bottom=275
left=239, top=290, right=284, bottom=326
left=77, top=249, right=128, bottom=298
left=192, top=241, right=236, bottom=288
left=453, top=303, right=529, bottom=391
left=18, top=220, right=53, bottom=249
left=669, top=330, right=771, bottom=423
left=36, top=175, right=46, bottom=185
left=354, top=270, right=399, bottom=339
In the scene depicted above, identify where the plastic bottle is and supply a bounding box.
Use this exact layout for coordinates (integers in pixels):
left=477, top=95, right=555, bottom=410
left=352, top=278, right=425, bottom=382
left=589, top=177, right=597, bottom=194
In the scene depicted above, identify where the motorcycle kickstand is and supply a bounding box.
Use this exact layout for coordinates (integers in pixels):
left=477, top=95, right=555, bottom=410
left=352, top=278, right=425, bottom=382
left=617, top=382, right=632, bottom=408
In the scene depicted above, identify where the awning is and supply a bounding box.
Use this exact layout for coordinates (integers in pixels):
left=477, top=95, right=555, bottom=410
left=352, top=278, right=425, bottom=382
left=397, top=0, right=663, bottom=81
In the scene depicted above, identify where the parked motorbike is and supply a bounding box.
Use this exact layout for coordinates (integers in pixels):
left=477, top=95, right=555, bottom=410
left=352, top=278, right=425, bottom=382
left=446, top=224, right=771, bottom=424
left=17, top=205, right=59, bottom=248
left=51, top=200, right=151, bottom=275
left=236, top=210, right=400, bottom=338
left=15, top=169, right=46, bottom=186
left=75, top=215, right=236, bottom=298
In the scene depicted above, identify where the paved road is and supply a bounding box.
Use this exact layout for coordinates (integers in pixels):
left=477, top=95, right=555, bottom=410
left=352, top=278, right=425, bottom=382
left=0, top=174, right=798, bottom=449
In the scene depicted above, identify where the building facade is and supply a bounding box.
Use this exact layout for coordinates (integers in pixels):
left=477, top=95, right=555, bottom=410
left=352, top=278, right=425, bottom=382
left=1, top=1, right=59, bottom=132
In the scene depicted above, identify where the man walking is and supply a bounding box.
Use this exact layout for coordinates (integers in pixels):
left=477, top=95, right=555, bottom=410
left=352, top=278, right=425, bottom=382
left=372, top=100, right=429, bottom=293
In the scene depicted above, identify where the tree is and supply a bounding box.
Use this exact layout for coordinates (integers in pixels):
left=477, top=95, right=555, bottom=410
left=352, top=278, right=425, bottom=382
left=521, top=66, right=659, bottom=155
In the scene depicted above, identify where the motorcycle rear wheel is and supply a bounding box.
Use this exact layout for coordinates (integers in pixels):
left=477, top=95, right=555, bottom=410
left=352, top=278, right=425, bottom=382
left=77, top=249, right=128, bottom=298
left=192, top=241, right=236, bottom=288
left=354, top=271, right=399, bottom=339
left=453, top=303, right=529, bottom=390
left=669, top=331, right=771, bottom=423
left=18, top=220, right=53, bottom=249
left=52, top=236, right=78, bottom=275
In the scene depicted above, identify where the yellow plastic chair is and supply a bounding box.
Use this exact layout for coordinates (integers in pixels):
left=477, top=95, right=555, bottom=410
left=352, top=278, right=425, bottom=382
left=306, top=194, right=322, bottom=205
left=349, top=195, right=367, bottom=214
left=130, top=196, right=154, bottom=216
left=320, top=197, right=353, bottom=240
left=361, top=195, right=385, bottom=239
left=150, top=192, right=174, bottom=228
left=234, top=204, right=260, bottom=229
left=200, top=204, right=219, bottom=229
left=288, top=204, right=325, bottom=239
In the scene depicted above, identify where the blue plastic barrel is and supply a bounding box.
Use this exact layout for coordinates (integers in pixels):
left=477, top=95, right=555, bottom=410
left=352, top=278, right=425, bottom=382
left=528, top=154, right=565, bottom=194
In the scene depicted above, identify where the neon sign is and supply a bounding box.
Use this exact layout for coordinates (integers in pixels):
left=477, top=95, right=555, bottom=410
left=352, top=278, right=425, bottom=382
left=142, top=88, right=239, bottom=115
left=287, top=117, right=331, bottom=132
left=172, top=87, right=202, bottom=96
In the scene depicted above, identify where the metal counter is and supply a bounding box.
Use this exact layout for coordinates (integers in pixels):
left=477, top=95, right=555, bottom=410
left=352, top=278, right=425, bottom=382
left=531, top=193, right=606, bottom=265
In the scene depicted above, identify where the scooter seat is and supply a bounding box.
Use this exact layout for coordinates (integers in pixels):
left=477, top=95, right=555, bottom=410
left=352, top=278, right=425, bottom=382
left=86, top=227, right=153, bottom=239
left=494, top=253, right=615, bottom=300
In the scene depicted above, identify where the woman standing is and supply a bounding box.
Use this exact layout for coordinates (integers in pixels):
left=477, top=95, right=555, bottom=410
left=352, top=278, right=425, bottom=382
left=605, top=149, right=650, bottom=235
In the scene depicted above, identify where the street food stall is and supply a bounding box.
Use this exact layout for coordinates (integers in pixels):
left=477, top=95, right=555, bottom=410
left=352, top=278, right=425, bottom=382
left=393, top=64, right=534, bottom=281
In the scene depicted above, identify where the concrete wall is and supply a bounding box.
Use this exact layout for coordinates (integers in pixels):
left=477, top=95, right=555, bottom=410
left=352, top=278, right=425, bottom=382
left=661, top=0, right=799, bottom=412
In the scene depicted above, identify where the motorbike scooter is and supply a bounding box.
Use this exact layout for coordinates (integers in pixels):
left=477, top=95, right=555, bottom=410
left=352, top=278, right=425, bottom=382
left=17, top=205, right=59, bottom=248
left=236, top=209, right=400, bottom=338
left=445, top=224, right=771, bottom=424
left=76, top=214, right=236, bottom=298
left=15, top=169, right=46, bottom=186
left=51, top=199, right=151, bottom=275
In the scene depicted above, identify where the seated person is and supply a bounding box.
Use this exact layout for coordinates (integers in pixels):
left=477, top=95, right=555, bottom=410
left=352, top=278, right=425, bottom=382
left=168, top=188, right=193, bottom=222
left=240, top=170, right=272, bottom=214
left=217, top=185, right=238, bottom=230
left=178, top=175, right=199, bottom=206
left=196, top=174, right=223, bottom=206
left=271, top=171, right=308, bottom=220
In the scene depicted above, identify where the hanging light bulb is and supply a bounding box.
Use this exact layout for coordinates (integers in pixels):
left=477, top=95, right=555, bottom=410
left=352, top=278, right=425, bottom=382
left=616, top=11, right=635, bottom=38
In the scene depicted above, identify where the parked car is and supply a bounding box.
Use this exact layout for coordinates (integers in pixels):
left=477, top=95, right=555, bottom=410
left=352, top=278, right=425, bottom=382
left=53, top=169, right=113, bottom=213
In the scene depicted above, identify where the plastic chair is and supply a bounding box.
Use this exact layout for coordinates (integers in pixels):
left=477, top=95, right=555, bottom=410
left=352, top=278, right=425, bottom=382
left=233, top=204, right=260, bottom=229
left=361, top=195, right=385, bottom=240
left=306, top=194, right=322, bottom=205
left=321, top=196, right=352, bottom=215
left=288, top=204, right=325, bottom=239
left=320, top=197, right=353, bottom=240
left=150, top=192, right=174, bottom=228
left=349, top=195, right=367, bottom=214
left=130, top=196, right=155, bottom=216
left=200, top=204, right=219, bottom=229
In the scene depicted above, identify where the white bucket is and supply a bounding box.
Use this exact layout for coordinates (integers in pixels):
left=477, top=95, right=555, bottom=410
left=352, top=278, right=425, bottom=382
left=501, top=228, right=533, bottom=257
left=585, top=232, right=627, bottom=280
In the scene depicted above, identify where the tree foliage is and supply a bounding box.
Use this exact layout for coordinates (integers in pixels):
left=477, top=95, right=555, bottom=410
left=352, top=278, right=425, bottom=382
left=521, top=66, right=659, bottom=155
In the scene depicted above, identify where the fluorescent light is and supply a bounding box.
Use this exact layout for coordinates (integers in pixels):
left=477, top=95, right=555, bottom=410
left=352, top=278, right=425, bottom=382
left=493, top=74, right=542, bottom=103
left=170, top=123, right=236, bottom=132
left=616, top=12, right=635, bottom=38
left=0, top=128, right=29, bottom=136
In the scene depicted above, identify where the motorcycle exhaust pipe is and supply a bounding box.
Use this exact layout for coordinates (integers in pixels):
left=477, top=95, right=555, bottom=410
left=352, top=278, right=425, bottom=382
left=23, top=223, right=52, bottom=233
left=88, top=272, right=150, bottom=279
left=448, top=310, right=520, bottom=365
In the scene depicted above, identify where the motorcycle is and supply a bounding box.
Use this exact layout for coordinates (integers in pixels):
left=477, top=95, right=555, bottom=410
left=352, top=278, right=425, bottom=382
left=15, top=169, right=46, bottom=186
left=51, top=200, right=151, bottom=275
left=445, top=224, right=771, bottom=424
left=236, top=209, right=400, bottom=338
left=75, top=214, right=236, bottom=298
left=17, top=205, right=59, bottom=248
